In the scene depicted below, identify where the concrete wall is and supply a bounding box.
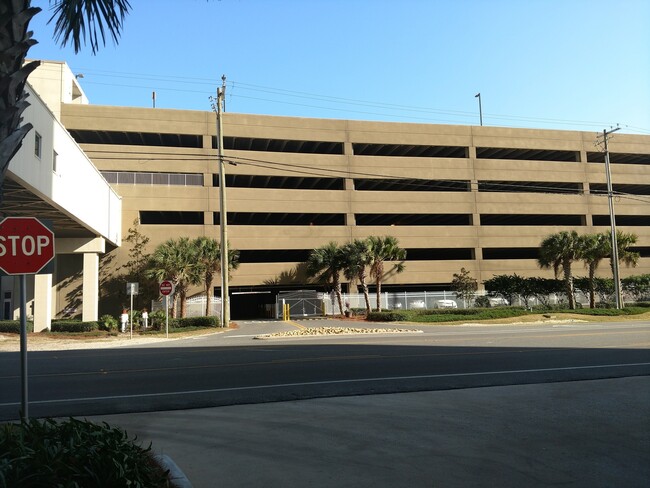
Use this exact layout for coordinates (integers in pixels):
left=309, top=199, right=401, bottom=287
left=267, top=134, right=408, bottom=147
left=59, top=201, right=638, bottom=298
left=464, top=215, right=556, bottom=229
left=59, top=104, right=650, bottom=298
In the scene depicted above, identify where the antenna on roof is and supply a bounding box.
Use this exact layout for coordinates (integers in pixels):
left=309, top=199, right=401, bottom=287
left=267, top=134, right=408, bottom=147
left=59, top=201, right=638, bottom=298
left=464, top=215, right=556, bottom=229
left=152, top=91, right=156, bottom=109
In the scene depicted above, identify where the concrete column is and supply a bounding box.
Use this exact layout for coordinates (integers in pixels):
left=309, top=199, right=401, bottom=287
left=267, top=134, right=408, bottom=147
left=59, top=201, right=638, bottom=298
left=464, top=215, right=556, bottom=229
left=34, top=274, right=53, bottom=332
left=82, top=252, right=99, bottom=322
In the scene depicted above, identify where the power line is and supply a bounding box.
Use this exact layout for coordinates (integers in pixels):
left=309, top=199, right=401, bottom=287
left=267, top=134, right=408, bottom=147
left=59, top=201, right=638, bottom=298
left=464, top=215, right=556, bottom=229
left=87, top=148, right=650, bottom=202
left=51, top=68, right=645, bottom=132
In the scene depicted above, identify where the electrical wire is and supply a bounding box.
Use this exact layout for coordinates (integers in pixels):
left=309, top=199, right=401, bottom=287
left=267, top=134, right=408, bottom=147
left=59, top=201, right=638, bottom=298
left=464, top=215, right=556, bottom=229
left=48, top=67, right=648, bottom=132
left=87, top=147, right=650, bottom=203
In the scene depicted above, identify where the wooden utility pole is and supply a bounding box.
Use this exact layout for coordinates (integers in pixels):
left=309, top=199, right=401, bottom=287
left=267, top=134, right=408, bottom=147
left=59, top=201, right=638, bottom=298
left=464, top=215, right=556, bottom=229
left=602, top=126, right=622, bottom=308
left=216, top=87, right=230, bottom=326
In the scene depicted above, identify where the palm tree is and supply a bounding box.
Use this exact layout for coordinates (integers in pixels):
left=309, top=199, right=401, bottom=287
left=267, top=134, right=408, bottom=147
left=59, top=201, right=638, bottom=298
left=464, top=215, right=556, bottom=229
left=146, top=237, right=196, bottom=318
left=306, top=242, right=346, bottom=315
left=609, top=230, right=640, bottom=272
left=538, top=230, right=582, bottom=309
left=193, top=237, right=240, bottom=317
left=342, top=239, right=373, bottom=315
left=578, top=232, right=610, bottom=308
left=1, top=1, right=131, bottom=200
left=367, top=236, right=407, bottom=312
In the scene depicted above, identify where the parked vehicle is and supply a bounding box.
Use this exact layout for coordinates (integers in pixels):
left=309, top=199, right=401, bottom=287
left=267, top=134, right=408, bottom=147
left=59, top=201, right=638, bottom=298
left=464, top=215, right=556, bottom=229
left=435, top=299, right=458, bottom=309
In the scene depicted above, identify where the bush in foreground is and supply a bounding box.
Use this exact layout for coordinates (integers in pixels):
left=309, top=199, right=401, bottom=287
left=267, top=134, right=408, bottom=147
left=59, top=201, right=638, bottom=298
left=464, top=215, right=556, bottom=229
left=0, top=417, right=170, bottom=487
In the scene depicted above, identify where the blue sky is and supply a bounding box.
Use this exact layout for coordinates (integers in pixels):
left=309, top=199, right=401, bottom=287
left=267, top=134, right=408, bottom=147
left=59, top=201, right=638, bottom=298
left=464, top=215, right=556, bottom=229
left=27, top=0, right=650, bottom=134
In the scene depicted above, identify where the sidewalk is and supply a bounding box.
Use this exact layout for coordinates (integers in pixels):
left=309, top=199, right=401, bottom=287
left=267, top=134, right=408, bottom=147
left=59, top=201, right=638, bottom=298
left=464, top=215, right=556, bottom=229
left=90, top=376, right=650, bottom=488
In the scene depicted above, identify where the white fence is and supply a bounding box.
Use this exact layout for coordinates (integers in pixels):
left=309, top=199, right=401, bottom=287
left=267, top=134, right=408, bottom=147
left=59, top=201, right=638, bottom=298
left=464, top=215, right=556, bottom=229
left=153, top=289, right=602, bottom=320
left=277, top=289, right=593, bottom=318
left=151, top=296, right=221, bottom=318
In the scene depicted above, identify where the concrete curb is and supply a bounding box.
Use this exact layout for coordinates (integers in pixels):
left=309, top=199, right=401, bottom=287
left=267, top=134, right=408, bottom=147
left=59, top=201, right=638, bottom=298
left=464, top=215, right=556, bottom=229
left=154, top=454, right=192, bottom=488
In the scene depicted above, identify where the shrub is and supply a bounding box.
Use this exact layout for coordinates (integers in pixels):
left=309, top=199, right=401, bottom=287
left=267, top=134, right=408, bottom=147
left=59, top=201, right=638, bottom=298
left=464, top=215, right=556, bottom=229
left=473, top=296, right=491, bottom=308
left=98, top=314, right=118, bottom=332
left=566, top=307, right=648, bottom=316
left=174, top=316, right=220, bottom=328
left=0, top=321, right=34, bottom=334
left=407, top=308, right=528, bottom=323
left=366, top=311, right=409, bottom=322
left=50, top=320, right=98, bottom=333
left=0, top=417, right=170, bottom=487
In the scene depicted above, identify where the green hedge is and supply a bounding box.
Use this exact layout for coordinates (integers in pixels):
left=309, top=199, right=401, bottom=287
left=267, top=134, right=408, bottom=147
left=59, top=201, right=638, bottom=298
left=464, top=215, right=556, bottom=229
left=407, top=308, right=528, bottom=323
left=561, top=307, right=649, bottom=316
left=50, top=320, right=98, bottom=333
left=173, top=316, right=220, bottom=328
left=366, top=311, right=409, bottom=322
left=0, top=321, right=33, bottom=334
left=0, top=417, right=169, bottom=486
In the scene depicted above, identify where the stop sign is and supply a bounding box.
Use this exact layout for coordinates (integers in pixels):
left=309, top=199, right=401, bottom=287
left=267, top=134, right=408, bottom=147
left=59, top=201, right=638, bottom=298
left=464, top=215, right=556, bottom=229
left=159, top=280, right=174, bottom=296
left=0, top=217, right=55, bottom=275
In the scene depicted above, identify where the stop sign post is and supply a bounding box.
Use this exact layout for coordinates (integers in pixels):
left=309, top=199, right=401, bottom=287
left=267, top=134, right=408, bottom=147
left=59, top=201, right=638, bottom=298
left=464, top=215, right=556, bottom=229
left=0, top=217, right=56, bottom=421
left=160, top=280, right=174, bottom=338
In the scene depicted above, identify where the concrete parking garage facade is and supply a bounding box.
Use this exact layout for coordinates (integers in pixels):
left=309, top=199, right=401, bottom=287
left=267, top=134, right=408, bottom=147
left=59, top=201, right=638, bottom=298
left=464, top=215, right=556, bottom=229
left=28, top=62, right=650, bottom=318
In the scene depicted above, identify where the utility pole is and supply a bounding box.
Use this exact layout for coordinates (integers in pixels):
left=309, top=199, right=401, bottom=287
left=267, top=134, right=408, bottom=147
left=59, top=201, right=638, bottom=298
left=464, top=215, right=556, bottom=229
left=601, top=126, right=622, bottom=308
left=221, top=75, right=227, bottom=112
left=216, top=87, right=230, bottom=326
left=475, top=93, right=483, bottom=126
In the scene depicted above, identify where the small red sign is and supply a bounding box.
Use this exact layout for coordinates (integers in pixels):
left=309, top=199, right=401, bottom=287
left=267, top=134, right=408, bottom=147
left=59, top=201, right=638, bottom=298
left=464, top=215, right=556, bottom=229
left=159, top=280, right=174, bottom=296
left=0, top=217, right=55, bottom=275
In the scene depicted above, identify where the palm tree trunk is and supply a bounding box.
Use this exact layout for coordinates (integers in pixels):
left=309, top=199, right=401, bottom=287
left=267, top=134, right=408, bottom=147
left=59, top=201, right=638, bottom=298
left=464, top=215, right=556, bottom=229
left=563, top=260, right=575, bottom=309
left=333, top=276, right=344, bottom=315
left=180, top=291, right=187, bottom=318
left=205, top=285, right=211, bottom=317
left=204, top=273, right=213, bottom=317
left=0, top=2, right=42, bottom=201
left=375, top=276, right=382, bottom=312
left=359, top=272, right=371, bottom=315
left=588, top=264, right=596, bottom=309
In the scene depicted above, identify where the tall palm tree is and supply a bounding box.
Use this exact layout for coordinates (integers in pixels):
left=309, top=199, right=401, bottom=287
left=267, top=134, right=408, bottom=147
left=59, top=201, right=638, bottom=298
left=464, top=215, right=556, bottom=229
left=578, top=232, right=610, bottom=308
left=608, top=230, right=640, bottom=272
left=1, top=1, right=131, bottom=200
left=342, top=239, right=373, bottom=315
left=193, top=237, right=240, bottom=317
left=146, top=237, right=196, bottom=318
left=306, top=242, right=346, bottom=315
left=367, top=236, right=406, bottom=312
left=538, top=230, right=582, bottom=309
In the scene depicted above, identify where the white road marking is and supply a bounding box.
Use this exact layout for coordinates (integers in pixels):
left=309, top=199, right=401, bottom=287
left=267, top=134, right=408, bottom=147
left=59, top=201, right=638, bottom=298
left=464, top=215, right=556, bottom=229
left=1, top=362, right=647, bottom=407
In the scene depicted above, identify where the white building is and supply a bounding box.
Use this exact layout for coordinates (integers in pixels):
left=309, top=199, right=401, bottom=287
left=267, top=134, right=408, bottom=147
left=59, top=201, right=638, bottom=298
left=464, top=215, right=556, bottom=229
left=1, top=61, right=121, bottom=331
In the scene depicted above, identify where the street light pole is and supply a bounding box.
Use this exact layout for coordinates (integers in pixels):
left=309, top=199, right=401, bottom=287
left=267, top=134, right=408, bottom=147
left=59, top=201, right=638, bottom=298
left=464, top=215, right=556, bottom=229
left=603, top=127, right=622, bottom=308
left=475, top=93, right=483, bottom=126
left=216, top=87, right=230, bottom=326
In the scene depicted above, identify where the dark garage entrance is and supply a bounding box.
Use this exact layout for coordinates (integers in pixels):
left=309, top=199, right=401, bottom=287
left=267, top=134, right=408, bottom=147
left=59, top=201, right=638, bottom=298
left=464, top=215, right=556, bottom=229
left=230, top=291, right=276, bottom=320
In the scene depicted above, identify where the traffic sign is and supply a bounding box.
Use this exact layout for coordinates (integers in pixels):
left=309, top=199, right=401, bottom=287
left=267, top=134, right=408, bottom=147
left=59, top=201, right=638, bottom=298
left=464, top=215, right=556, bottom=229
left=160, top=280, right=174, bottom=296
left=0, top=217, right=55, bottom=275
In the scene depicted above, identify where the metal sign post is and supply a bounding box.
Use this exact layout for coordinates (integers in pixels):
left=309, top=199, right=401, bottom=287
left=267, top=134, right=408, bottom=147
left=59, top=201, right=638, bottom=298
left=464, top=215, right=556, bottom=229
left=0, top=217, right=56, bottom=421
left=165, top=295, right=169, bottom=338
left=127, top=283, right=139, bottom=339
left=19, top=275, right=27, bottom=419
left=159, top=280, right=174, bottom=338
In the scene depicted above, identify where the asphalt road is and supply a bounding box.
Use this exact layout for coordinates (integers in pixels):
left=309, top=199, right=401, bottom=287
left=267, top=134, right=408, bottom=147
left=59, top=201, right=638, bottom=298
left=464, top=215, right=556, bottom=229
left=1, top=319, right=648, bottom=421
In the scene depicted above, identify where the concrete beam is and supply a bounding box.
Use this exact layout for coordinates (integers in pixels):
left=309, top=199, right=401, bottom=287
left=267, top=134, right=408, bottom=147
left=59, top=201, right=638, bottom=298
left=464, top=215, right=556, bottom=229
left=56, top=237, right=106, bottom=254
